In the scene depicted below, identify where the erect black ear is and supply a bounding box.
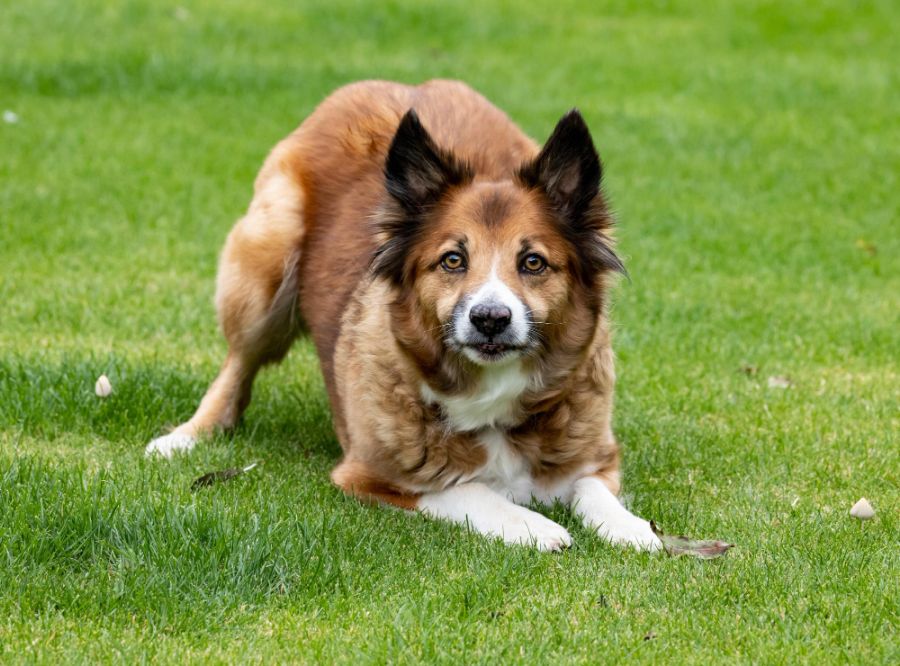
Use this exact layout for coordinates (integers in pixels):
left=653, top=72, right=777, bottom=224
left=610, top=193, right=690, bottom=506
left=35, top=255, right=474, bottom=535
left=373, top=110, right=472, bottom=283
left=518, top=109, right=602, bottom=223
left=518, top=110, right=625, bottom=278
left=384, top=109, right=472, bottom=212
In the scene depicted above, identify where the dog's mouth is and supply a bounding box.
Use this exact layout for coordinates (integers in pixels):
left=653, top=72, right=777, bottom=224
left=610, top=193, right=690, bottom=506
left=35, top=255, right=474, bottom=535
left=464, top=342, right=524, bottom=361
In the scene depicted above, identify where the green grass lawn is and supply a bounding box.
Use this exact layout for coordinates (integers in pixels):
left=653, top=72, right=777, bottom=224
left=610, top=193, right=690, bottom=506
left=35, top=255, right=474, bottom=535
left=1, top=0, right=897, bottom=662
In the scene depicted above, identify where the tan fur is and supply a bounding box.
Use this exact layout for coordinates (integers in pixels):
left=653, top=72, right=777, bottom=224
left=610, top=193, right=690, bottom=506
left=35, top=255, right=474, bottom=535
left=168, top=145, right=306, bottom=440
left=167, top=80, right=622, bottom=511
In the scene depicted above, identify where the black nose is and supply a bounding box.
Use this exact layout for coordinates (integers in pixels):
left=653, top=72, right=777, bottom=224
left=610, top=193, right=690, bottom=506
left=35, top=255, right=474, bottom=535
left=469, top=303, right=512, bottom=336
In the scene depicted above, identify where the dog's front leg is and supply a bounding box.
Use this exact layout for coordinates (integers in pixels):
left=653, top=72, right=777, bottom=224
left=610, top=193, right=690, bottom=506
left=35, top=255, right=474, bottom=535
left=571, top=476, right=662, bottom=551
left=419, top=482, right=572, bottom=552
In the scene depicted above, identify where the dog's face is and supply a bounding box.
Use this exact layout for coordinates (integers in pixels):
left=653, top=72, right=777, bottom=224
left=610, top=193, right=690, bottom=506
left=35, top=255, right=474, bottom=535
left=408, top=185, right=576, bottom=365
left=374, top=110, right=623, bottom=369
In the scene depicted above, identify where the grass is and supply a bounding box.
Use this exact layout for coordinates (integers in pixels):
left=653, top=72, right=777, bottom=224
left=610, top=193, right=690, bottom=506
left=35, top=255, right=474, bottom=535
left=1, top=0, right=897, bottom=662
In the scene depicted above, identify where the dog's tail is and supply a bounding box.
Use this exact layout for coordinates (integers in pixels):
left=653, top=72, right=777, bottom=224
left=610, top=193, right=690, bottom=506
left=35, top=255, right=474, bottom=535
left=245, top=249, right=304, bottom=366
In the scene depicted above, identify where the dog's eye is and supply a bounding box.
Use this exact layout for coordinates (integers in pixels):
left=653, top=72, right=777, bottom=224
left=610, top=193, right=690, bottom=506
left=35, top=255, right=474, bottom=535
left=440, top=252, right=466, bottom=272
left=520, top=254, right=547, bottom=274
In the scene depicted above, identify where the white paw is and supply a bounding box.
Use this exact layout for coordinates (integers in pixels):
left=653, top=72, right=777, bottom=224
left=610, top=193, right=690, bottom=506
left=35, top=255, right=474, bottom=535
left=145, top=433, right=197, bottom=458
left=591, top=515, right=663, bottom=552
left=572, top=477, right=662, bottom=552
left=419, top=482, right=571, bottom=552
left=491, top=504, right=573, bottom=552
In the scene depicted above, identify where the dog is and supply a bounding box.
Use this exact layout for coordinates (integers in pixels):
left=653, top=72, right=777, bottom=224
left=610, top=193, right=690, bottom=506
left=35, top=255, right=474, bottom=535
left=146, top=80, right=661, bottom=552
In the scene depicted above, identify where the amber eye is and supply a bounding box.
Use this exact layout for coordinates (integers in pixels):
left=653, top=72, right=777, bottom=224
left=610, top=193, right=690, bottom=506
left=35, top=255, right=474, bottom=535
left=521, top=253, right=547, bottom=274
left=440, top=252, right=466, bottom=272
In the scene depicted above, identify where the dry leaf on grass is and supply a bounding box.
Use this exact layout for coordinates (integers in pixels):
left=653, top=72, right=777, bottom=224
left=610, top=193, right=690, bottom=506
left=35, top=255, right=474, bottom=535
left=650, top=522, right=734, bottom=559
left=191, top=463, right=258, bottom=491
left=855, top=239, right=877, bottom=257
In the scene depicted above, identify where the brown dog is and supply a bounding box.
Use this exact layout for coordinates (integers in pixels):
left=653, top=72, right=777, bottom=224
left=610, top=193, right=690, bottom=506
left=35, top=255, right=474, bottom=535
left=147, top=80, right=660, bottom=552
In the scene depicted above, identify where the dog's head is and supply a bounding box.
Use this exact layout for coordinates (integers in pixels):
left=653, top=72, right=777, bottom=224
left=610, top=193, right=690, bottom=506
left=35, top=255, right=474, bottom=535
left=373, top=109, right=623, bottom=378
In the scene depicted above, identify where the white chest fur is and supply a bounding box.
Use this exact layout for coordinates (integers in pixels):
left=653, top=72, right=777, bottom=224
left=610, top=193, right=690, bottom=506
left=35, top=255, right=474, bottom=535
left=421, top=361, right=530, bottom=431
left=469, top=429, right=584, bottom=504
left=421, top=364, right=585, bottom=504
left=472, top=429, right=534, bottom=503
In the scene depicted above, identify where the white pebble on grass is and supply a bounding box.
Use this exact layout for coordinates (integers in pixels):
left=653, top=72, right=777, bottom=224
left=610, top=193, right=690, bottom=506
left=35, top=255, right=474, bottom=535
left=767, top=375, right=792, bottom=389
left=849, top=497, right=875, bottom=520
left=95, top=374, right=112, bottom=397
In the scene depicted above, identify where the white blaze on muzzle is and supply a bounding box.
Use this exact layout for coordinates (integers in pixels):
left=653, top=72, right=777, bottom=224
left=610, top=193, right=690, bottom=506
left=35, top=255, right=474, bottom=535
left=454, top=263, right=529, bottom=350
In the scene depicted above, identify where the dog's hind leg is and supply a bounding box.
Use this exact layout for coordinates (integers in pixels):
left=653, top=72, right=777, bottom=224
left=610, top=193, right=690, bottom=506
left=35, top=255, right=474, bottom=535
left=330, top=459, right=421, bottom=511
left=146, top=162, right=306, bottom=457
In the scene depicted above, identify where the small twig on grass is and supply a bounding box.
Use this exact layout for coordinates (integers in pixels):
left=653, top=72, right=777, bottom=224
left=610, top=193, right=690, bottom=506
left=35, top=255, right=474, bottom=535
left=191, top=463, right=259, bottom=491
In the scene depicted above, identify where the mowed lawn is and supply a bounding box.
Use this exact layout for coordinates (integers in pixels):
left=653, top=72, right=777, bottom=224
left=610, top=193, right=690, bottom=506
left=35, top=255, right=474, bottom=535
left=1, top=0, right=897, bottom=662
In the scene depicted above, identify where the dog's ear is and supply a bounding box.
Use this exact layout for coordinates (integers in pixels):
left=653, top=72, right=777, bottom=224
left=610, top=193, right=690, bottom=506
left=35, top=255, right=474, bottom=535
left=384, top=109, right=471, bottom=212
left=518, top=109, right=625, bottom=277
left=374, top=110, right=471, bottom=283
left=518, top=109, right=602, bottom=224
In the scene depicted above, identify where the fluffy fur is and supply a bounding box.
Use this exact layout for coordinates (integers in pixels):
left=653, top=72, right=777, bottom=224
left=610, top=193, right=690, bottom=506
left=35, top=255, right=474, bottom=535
left=146, top=80, right=660, bottom=552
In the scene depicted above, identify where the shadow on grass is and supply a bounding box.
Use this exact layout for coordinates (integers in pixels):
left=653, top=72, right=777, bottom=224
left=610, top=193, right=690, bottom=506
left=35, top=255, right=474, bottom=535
left=1, top=453, right=357, bottom=632
left=0, top=353, right=340, bottom=463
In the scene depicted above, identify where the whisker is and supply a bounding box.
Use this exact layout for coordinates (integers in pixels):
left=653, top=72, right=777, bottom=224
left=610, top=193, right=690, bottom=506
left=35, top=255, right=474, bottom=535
left=525, top=309, right=566, bottom=326
left=424, top=322, right=454, bottom=334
